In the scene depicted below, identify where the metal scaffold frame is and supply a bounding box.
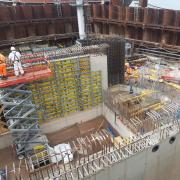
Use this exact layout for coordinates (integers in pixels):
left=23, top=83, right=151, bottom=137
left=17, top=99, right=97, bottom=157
left=0, top=84, right=48, bottom=157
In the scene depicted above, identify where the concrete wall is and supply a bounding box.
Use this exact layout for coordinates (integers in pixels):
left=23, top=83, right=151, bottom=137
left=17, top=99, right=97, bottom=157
left=87, top=132, right=180, bottom=180
left=0, top=105, right=103, bottom=149
left=102, top=104, right=134, bottom=138
left=41, top=105, right=103, bottom=134
left=90, top=54, right=108, bottom=90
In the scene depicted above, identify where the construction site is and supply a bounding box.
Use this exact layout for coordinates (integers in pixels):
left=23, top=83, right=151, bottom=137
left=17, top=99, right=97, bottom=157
left=0, top=0, right=180, bottom=179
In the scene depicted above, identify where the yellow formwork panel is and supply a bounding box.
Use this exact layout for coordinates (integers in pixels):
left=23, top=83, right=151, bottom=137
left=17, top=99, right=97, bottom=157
left=29, top=57, right=103, bottom=120
left=42, top=97, right=59, bottom=102
left=91, top=71, right=102, bottom=105
left=40, top=86, right=57, bottom=90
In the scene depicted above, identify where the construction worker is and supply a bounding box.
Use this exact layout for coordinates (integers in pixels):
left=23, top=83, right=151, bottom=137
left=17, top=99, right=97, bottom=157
left=133, top=67, right=140, bottom=80
left=125, top=63, right=140, bottom=93
left=8, top=47, right=24, bottom=77
left=125, top=62, right=133, bottom=93
left=132, top=66, right=140, bottom=87
left=126, top=63, right=132, bottom=75
left=0, top=53, right=7, bottom=80
left=125, top=62, right=133, bottom=81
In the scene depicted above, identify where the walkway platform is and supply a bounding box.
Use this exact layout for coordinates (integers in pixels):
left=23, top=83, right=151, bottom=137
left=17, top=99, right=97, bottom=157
left=0, top=69, right=52, bottom=88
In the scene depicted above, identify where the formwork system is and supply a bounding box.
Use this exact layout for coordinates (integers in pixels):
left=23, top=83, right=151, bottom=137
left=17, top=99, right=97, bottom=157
left=0, top=43, right=108, bottom=157
left=0, top=49, right=180, bottom=179
left=22, top=43, right=108, bottom=121
left=1, top=65, right=180, bottom=180
left=29, top=56, right=103, bottom=120
left=0, top=43, right=108, bottom=131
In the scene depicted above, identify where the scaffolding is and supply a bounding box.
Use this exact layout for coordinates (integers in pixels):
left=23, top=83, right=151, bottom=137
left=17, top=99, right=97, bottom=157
left=0, top=84, right=48, bottom=157
left=0, top=57, right=52, bottom=157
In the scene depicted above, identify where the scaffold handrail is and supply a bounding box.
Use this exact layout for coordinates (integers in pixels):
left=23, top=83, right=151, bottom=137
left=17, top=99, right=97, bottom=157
left=0, top=57, right=52, bottom=88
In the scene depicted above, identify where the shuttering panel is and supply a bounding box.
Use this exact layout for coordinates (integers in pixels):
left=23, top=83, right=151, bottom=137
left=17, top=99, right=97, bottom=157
left=29, top=56, right=102, bottom=121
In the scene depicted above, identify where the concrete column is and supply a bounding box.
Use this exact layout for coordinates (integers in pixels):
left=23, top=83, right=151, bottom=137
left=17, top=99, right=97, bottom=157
left=76, top=0, right=86, bottom=39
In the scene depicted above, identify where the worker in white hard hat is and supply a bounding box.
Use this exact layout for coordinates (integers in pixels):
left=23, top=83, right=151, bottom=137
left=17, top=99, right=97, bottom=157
left=8, top=47, right=24, bottom=77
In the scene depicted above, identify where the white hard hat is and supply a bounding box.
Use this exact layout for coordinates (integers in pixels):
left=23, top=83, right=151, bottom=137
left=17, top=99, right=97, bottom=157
left=10, top=46, right=16, bottom=51
left=125, top=62, right=129, bottom=66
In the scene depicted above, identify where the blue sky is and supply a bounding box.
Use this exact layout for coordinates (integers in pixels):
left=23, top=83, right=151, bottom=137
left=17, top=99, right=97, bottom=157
left=148, top=0, right=180, bottom=10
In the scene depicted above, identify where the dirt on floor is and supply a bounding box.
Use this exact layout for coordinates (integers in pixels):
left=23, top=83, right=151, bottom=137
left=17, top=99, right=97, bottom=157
left=0, top=116, right=117, bottom=179
left=46, top=115, right=110, bottom=146
left=0, top=146, right=19, bottom=171
left=0, top=115, right=117, bottom=171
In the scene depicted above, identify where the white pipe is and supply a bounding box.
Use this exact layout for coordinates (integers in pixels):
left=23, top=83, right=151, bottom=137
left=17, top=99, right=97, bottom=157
left=76, top=0, right=86, bottom=39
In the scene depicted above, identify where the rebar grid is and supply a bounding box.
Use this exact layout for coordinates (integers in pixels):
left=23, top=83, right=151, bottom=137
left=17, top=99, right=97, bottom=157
left=21, top=43, right=108, bottom=62
left=103, top=84, right=180, bottom=135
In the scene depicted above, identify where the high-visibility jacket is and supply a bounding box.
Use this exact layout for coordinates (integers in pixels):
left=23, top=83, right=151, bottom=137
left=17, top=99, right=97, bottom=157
left=0, top=53, right=7, bottom=76
left=126, top=67, right=133, bottom=75
left=0, top=53, right=6, bottom=65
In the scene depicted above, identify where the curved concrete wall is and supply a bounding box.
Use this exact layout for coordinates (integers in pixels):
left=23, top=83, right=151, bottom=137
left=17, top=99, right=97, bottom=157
left=87, top=132, right=180, bottom=180
left=0, top=4, right=78, bottom=46
left=91, top=4, right=180, bottom=51
left=0, top=3, right=179, bottom=51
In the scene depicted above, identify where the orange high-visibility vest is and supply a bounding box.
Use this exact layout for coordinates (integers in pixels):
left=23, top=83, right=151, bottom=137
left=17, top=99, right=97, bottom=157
left=0, top=54, right=7, bottom=76
left=126, top=67, right=133, bottom=75
left=0, top=53, right=6, bottom=65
